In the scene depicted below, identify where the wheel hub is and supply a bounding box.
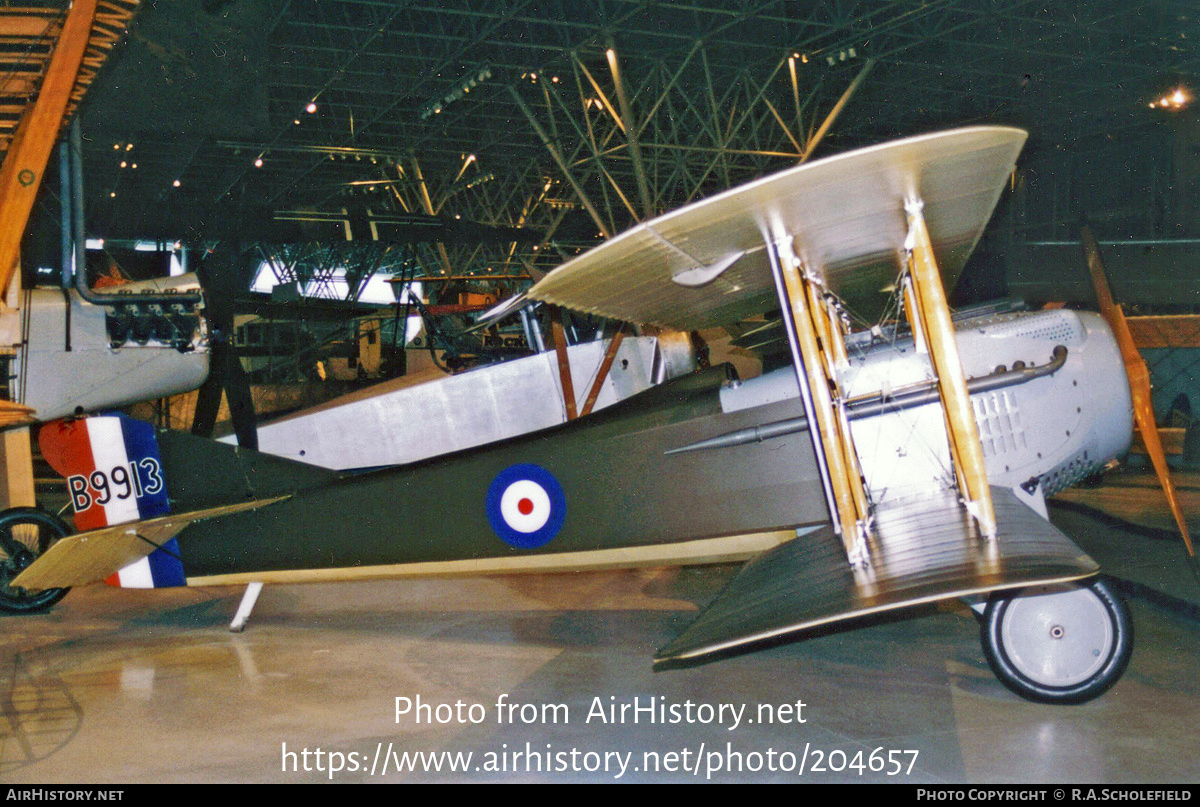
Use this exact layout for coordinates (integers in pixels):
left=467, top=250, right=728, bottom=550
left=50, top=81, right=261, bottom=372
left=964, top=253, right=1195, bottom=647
left=983, top=579, right=1133, bottom=704
left=2, top=548, right=32, bottom=573
left=1000, top=585, right=1114, bottom=687
left=0, top=508, right=73, bottom=614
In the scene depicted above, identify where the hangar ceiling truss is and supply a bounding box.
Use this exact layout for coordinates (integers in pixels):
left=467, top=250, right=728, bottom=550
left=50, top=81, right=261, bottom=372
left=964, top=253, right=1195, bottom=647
left=40, top=0, right=1199, bottom=294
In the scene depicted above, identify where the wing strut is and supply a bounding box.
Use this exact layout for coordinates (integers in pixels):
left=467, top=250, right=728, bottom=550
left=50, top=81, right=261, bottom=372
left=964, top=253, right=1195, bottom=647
left=903, top=198, right=996, bottom=538
left=549, top=305, right=578, bottom=420
left=765, top=235, right=870, bottom=561
left=580, top=325, right=626, bottom=417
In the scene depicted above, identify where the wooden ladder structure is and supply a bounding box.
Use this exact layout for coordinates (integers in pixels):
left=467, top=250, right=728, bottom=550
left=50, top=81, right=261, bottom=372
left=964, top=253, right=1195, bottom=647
left=0, top=0, right=141, bottom=506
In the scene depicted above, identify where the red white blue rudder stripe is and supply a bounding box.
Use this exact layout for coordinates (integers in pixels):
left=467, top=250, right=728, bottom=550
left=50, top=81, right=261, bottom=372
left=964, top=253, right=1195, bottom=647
left=486, top=464, right=567, bottom=549
left=39, top=414, right=185, bottom=588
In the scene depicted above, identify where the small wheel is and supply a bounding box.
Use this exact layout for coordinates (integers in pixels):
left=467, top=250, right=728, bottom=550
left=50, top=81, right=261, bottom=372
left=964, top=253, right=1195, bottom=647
left=0, top=506, right=71, bottom=614
left=981, top=577, right=1132, bottom=704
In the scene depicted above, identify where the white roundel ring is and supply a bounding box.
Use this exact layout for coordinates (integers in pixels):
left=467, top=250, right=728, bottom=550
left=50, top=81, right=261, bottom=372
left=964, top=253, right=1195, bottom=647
left=499, top=479, right=552, bottom=533
left=486, top=464, right=567, bottom=549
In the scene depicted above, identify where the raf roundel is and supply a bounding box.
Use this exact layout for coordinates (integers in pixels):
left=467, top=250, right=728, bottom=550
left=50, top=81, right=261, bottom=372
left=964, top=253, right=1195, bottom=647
left=486, top=464, right=567, bottom=549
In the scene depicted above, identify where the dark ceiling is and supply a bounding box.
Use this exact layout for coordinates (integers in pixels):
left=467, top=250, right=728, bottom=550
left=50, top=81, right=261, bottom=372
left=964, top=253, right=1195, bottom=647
left=33, top=0, right=1200, bottom=282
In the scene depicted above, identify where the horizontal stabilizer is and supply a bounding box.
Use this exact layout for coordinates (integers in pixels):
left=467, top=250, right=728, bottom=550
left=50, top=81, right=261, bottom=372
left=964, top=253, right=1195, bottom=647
left=654, top=487, right=1097, bottom=667
left=12, top=497, right=289, bottom=590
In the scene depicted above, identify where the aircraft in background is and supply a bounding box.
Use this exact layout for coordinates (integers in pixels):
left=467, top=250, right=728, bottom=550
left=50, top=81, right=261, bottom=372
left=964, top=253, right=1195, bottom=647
left=240, top=329, right=697, bottom=471
left=1, top=127, right=1158, bottom=705
left=7, top=272, right=209, bottom=423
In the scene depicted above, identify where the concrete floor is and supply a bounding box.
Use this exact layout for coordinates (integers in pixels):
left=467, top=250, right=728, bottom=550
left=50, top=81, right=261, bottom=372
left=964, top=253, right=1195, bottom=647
left=2, top=473, right=1199, bottom=783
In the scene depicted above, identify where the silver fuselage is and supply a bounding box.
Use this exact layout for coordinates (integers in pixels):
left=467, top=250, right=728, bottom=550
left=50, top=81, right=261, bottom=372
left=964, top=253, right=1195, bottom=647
left=719, top=308, right=1132, bottom=506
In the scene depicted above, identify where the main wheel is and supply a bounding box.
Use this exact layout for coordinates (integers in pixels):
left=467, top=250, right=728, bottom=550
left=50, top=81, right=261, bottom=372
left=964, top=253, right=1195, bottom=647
left=981, top=578, right=1132, bottom=704
left=0, top=506, right=71, bottom=614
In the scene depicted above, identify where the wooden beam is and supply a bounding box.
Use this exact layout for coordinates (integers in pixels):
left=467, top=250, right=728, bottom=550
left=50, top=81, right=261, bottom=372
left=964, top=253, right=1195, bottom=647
left=806, top=280, right=870, bottom=524
left=1127, top=315, right=1200, bottom=349
left=0, top=14, right=59, bottom=40
left=0, top=426, right=35, bottom=509
left=1131, top=427, right=1185, bottom=457
left=0, top=0, right=97, bottom=296
left=906, top=199, right=996, bottom=538
left=777, top=246, right=867, bottom=554
left=0, top=65, right=53, bottom=78
left=764, top=237, right=842, bottom=541
left=579, top=326, right=625, bottom=417
left=550, top=306, right=578, bottom=420
left=0, top=76, right=37, bottom=95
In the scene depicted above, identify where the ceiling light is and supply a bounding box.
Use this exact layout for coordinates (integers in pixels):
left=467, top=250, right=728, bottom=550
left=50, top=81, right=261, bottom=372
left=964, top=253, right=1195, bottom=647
left=1150, top=85, right=1192, bottom=111
left=254, top=156, right=264, bottom=168
left=418, top=64, right=492, bottom=120
left=173, top=179, right=181, bottom=187
left=307, top=101, right=318, bottom=114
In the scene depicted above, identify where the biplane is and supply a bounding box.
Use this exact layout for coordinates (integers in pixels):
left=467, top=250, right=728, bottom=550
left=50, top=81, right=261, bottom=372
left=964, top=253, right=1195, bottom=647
left=0, top=126, right=1158, bottom=705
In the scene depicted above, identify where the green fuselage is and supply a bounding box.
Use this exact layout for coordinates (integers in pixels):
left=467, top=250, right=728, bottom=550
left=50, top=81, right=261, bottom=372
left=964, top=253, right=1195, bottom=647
left=158, top=366, right=825, bottom=582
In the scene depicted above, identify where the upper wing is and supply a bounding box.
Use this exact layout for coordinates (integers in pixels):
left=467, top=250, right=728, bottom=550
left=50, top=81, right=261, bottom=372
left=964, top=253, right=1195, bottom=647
left=527, top=126, right=1025, bottom=329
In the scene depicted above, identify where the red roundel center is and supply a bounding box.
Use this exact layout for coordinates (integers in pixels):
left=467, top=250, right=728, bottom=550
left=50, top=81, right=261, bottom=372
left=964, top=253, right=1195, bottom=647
left=517, top=497, right=535, bottom=515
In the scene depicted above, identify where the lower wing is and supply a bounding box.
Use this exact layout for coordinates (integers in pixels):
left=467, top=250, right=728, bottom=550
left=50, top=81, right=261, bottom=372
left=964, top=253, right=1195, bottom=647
left=655, top=486, right=1097, bottom=667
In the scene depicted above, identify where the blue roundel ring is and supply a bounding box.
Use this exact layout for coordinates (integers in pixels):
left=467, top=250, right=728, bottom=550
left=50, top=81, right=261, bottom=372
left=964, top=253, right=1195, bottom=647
left=486, top=463, right=567, bottom=549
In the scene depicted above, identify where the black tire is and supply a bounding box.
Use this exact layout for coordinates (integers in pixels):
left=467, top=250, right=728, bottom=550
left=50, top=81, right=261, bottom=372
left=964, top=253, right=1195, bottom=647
left=981, top=577, right=1132, bottom=704
left=0, top=506, right=72, bottom=614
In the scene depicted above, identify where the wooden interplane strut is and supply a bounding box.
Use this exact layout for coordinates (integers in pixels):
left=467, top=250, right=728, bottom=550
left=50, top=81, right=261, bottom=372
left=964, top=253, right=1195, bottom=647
left=904, top=199, right=996, bottom=538
left=768, top=236, right=869, bottom=560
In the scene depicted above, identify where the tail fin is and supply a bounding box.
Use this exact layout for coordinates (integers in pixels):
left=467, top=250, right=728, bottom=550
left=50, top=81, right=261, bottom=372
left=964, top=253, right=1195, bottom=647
left=38, top=414, right=185, bottom=588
